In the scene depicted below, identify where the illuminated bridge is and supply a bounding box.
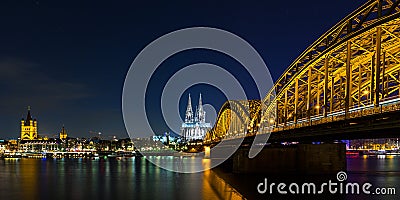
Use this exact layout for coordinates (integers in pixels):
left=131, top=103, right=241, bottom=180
left=205, top=0, right=400, bottom=144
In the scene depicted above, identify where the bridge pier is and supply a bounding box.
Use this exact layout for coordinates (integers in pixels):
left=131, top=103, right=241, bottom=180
left=231, top=143, right=346, bottom=175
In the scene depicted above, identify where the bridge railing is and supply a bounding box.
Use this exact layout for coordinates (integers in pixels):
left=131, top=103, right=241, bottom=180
left=269, top=98, right=400, bottom=133
left=221, top=99, right=400, bottom=138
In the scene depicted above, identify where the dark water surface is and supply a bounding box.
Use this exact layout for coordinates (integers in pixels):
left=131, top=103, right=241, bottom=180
left=0, top=156, right=399, bottom=200
left=0, top=157, right=220, bottom=200
left=215, top=155, right=400, bottom=200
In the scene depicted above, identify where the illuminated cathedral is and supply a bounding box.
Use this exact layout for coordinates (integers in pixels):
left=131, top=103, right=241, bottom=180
left=181, top=94, right=211, bottom=141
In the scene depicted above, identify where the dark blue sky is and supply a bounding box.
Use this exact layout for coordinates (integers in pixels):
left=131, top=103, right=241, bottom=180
left=0, top=0, right=364, bottom=139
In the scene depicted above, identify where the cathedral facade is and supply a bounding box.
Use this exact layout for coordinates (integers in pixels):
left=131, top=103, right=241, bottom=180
left=181, top=94, right=211, bottom=141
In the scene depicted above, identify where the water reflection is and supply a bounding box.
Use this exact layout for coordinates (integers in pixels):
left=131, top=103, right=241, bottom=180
left=0, top=157, right=239, bottom=200
left=206, top=156, right=400, bottom=200
left=203, top=159, right=244, bottom=199
left=1, top=156, right=397, bottom=200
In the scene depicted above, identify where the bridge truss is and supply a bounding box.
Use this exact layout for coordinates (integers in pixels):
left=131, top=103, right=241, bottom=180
left=205, top=0, right=400, bottom=143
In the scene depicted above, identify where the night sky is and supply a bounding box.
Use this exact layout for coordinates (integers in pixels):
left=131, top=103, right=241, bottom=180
left=0, top=0, right=364, bottom=139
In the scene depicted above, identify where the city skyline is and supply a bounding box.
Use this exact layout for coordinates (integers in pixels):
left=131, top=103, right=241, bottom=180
left=0, top=0, right=364, bottom=139
left=1, top=1, right=400, bottom=199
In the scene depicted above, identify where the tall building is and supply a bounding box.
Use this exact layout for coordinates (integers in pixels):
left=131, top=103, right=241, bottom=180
left=60, top=126, right=68, bottom=140
left=20, top=106, right=38, bottom=140
left=181, top=94, right=211, bottom=141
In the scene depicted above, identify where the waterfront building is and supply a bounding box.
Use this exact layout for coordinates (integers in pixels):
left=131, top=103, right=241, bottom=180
left=19, top=139, right=60, bottom=152
left=20, top=106, right=38, bottom=140
left=7, top=140, right=19, bottom=151
left=348, top=138, right=400, bottom=150
left=0, top=140, right=6, bottom=153
left=181, top=94, right=211, bottom=141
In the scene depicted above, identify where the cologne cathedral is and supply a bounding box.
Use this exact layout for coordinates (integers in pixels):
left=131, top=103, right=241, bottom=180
left=181, top=94, right=211, bottom=141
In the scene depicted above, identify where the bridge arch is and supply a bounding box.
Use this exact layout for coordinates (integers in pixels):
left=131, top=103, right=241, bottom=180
left=261, top=0, right=400, bottom=128
left=207, top=0, right=400, bottom=142
left=204, top=100, right=260, bottom=142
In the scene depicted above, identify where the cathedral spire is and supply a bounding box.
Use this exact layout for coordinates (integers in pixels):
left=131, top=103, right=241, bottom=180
left=197, top=93, right=205, bottom=123
left=198, top=93, right=203, bottom=111
left=185, top=94, right=193, bottom=123
left=194, top=106, right=198, bottom=122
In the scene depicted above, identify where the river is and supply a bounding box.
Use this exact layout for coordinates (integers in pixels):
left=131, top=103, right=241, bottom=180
left=0, top=156, right=398, bottom=200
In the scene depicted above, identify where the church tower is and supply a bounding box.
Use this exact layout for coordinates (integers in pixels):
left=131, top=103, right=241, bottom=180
left=197, top=93, right=206, bottom=123
left=60, top=126, right=67, bottom=140
left=20, top=106, right=38, bottom=140
left=185, top=94, right=194, bottom=123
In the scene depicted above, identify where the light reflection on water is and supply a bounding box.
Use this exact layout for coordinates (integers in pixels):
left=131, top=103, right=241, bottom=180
left=0, top=157, right=228, bottom=200
left=347, top=155, right=400, bottom=196
left=229, top=156, right=400, bottom=200
left=0, top=156, right=399, bottom=200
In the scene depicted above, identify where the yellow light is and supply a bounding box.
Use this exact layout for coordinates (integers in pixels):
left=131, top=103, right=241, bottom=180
left=269, top=119, right=275, bottom=123
left=363, top=90, right=369, bottom=95
left=204, top=146, right=211, bottom=159
left=315, top=105, right=320, bottom=109
left=288, top=114, right=292, bottom=118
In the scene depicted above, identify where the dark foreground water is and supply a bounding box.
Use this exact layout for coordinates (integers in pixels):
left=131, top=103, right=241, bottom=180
left=0, top=156, right=399, bottom=200
left=216, top=155, right=400, bottom=200
left=0, top=157, right=223, bottom=200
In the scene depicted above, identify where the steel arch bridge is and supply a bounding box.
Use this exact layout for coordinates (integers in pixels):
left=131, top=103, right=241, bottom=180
left=205, top=0, right=400, bottom=143
left=204, top=100, right=261, bottom=142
